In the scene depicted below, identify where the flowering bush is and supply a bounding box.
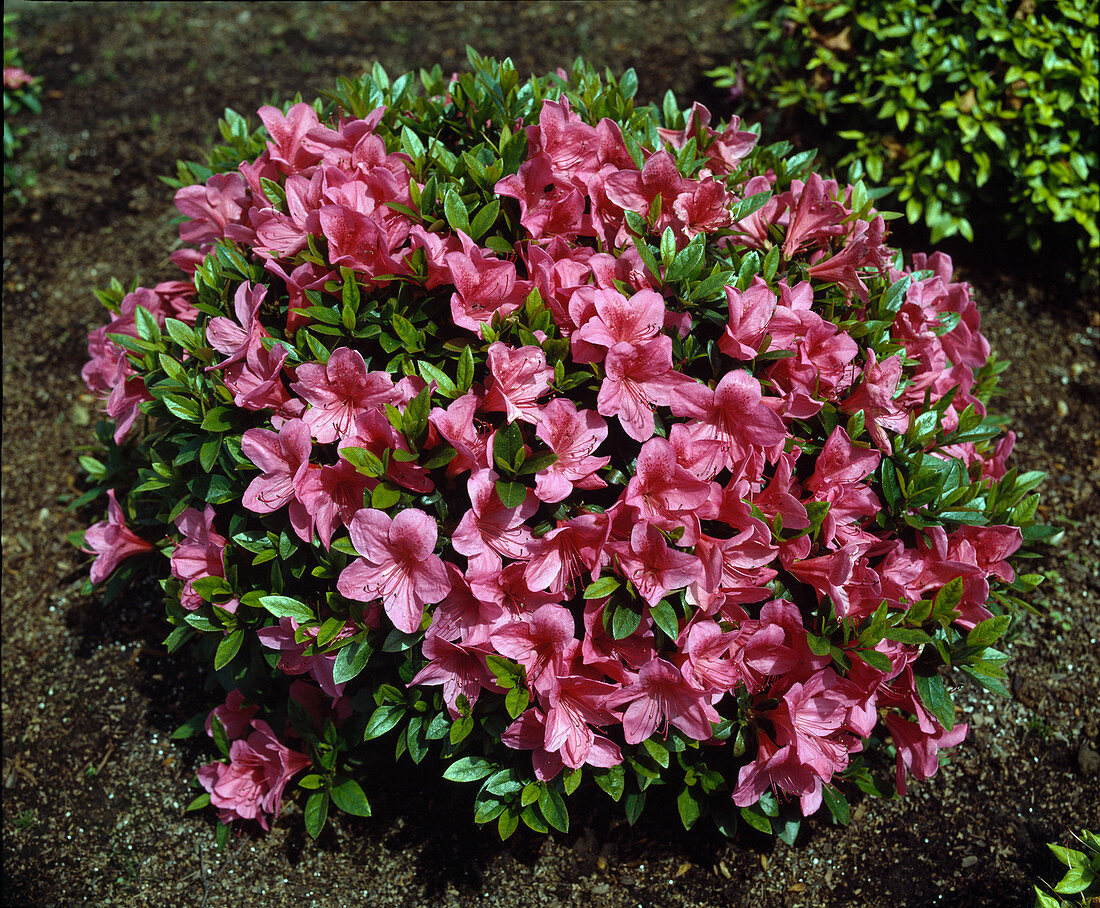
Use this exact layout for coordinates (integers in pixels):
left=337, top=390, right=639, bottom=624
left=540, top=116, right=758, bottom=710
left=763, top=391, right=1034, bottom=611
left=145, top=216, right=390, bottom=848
left=77, top=50, right=1051, bottom=842
left=3, top=14, right=42, bottom=195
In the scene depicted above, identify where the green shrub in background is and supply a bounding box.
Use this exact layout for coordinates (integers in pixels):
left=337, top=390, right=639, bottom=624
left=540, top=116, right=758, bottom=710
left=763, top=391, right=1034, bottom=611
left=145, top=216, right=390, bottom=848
left=711, top=0, right=1099, bottom=260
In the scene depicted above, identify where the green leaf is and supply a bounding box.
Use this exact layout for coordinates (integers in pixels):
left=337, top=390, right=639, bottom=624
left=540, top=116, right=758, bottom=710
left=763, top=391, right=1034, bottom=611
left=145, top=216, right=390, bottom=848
left=492, top=420, right=525, bottom=475
left=665, top=235, right=705, bottom=282
left=624, top=789, right=646, bottom=825
left=959, top=661, right=1011, bottom=697
left=371, top=482, right=402, bottom=510
left=740, top=805, right=772, bottom=833
left=442, top=755, right=496, bottom=783
left=391, top=313, right=421, bottom=351
left=933, top=577, right=964, bottom=622
left=362, top=704, right=405, bottom=741
left=821, top=784, right=850, bottom=825
left=505, top=685, right=529, bottom=719
left=495, top=480, right=528, bottom=509
left=185, top=792, right=211, bottom=812
left=649, top=600, right=680, bottom=639
left=583, top=576, right=620, bottom=600
left=469, top=199, right=501, bottom=240
left=443, top=190, right=470, bottom=233
left=332, top=639, right=372, bottom=685
left=677, top=786, right=701, bottom=830
left=610, top=601, right=642, bottom=640
left=498, top=807, right=519, bottom=840
left=258, top=595, right=315, bottom=622
left=456, top=345, right=475, bottom=393
left=417, top=361, right=458, bottom=398
left=593, top=764, right=625, bottom=802
left=213, top=628, right=244, bottom=670
left=304, top=790, right=329, bottom=839
left=966, top=614, right=1011, bottom=650
left=915, top=672, right=955, bottom=730
left=330, top=778, right=371, bottom=817
left=162, top=394, right=201, bottom=422
left=538, top=785, right=569, bottom=833
left=777, top=818, right=801, bottom=846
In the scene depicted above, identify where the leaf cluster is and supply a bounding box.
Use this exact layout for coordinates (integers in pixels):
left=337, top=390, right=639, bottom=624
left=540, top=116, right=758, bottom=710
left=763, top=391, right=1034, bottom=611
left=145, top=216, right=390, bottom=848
left=714, top=0, right=1099, bottom=266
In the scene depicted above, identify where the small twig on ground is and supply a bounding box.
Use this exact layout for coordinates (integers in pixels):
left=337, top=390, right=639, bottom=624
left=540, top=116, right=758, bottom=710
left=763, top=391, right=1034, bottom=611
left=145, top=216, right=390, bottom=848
left=92, top=742, right=116, bottom=776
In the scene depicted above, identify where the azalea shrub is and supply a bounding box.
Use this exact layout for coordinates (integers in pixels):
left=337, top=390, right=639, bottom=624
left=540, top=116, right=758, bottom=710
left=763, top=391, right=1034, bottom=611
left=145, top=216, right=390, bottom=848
left=711, top=0, right=1100, bottom=259
left=76, top=50, right=1052, bottom=844
left=3, top=14, right=42, bottom=195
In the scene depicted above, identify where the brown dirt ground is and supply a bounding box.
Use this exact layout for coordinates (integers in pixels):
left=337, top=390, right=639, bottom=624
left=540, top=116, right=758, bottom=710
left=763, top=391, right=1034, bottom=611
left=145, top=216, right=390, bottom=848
left=2, top=3, right=1098, bottom=907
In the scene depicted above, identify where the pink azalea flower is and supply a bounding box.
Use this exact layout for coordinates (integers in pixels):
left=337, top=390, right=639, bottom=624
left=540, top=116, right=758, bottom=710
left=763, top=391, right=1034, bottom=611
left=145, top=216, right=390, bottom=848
left=317, top=204, right=408, bottom=281
left=679, top=619, right=737, bottom=693
left=525, top=97, right=602, bottom=193
left=409, top=632, right=505, bottom=719
left=337, top=508, right=451, bottom=634
left=206, top=282, right=269, bottom=369
left=623, top=436, right=712, bottom=544
left=240, top=419, right=314, bottom=542
left=728, top=174, right=783, bottom=250
left=205, top=689, right=259, bottom=741
left=171, top=505, right=234, bottom=612
left=105, top=354, right=153, bottom=444
left=174, top=172, right=250, bottom=246
left=256, top=616, right=359, bottom=698
left=732, top=733, right=824, bottom=816
left=573, top=288, right=666, bottom=360
left=766, top=670, right=856, bottom=780
left=294, top=456, right=370, bottom=550
left=607, top=522, right=703, bottom=607
left=788, top=545, right=863, bottom=620
left=257, top=102, right=322, bottom=173
left=543, top=674, right=621, bottom=769
left=495, top=152, right=588, bottom=239
left=602, top=150, right=687, bottom=229
left=524, top=509, right=613, bottom=594
left=290, top=347, right=396, bottom=443
left=428, top=391, right=491, bottom=477
left=840, top=350, right=909, bottom=454
left=597, top=337, right=709, bottom=442
left=83, top=489, right=155, bottom=584
left=426, top=564, right=503, bottom=645
left=885, top=713, right=968, bottom=796
left=682, top=369, right=786, bottom=478
left=491, top=603, right=579, bottom=696
left=221, top=332, right=297, bottom=415
left=197, top=719, right=311, bottom=830
left=752, top=448, right=810, bottom=532
left=445, top=231, right=530, bottom=333
left=720, top=276, right=777, bottom=360
left=532, top=399, right=609, bottom=503
left=3, top=67, right=33, bottom=89
left=451, top=469, right=537, bottom=573
left=657, top=103, right=758, bottom=175
left=781, top=173, right=847, bottom=258
left=482, top=342, right=555, bottom=424
left=503, top=706, right=622, bottom=777
left=607, top=657, right=721, bottom=744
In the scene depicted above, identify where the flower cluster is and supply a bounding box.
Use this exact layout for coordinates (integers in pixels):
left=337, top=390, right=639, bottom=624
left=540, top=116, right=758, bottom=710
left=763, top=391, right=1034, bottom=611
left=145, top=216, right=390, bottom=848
left=78, top=53, right=1047, bottom=840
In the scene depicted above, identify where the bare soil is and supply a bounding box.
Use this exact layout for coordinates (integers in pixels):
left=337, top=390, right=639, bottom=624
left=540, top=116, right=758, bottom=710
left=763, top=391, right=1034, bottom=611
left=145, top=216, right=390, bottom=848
left=3, top=3, right=1098, bottom=907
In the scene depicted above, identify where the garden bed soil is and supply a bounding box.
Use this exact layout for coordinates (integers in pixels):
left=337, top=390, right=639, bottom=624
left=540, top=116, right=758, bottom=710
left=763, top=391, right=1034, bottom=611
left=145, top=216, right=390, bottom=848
left=3, top=4, right=1098, bottom=907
